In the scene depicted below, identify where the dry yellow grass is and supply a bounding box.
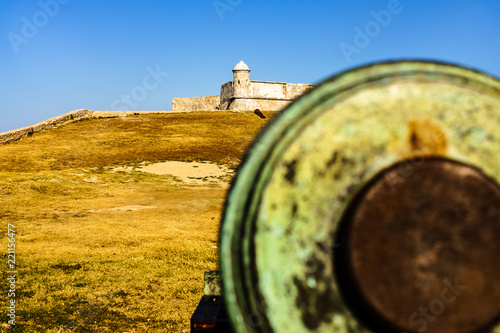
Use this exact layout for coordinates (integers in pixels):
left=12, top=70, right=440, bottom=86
left=0, top=111, right=276, bottom=332
left=0, top=112, right=272, bottom=172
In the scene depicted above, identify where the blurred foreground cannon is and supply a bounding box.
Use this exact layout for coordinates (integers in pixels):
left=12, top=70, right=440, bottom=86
left=199, top=61, right=500, bottom=332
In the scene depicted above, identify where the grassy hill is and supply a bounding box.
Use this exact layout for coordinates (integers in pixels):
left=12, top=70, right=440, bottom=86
left=0, top=111, right=275, bottom=332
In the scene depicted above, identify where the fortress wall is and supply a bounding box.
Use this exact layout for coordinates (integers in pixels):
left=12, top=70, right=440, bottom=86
left=284, top=83, right=315, bottom=100
left=249, top=81, right=314, bottom=100
left=0, top=109, right=93, bottom=145
left=172, top=96, right=220, bottom=111
left=220, top=82, right=234, bottom=110
left=251, top=81, right=286, bottom=99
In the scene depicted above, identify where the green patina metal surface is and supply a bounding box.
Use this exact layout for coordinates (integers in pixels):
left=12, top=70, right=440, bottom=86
left=220, top=61, right=500, bottom=332
left=204, top=271, right=222, bottom=296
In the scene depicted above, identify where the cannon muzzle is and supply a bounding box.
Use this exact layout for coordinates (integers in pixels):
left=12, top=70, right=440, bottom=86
left=220, top=61, right=500, bottom=333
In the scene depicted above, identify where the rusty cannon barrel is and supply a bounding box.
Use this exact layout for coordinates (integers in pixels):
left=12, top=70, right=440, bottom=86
left=219, top=61, right=500, bottom=333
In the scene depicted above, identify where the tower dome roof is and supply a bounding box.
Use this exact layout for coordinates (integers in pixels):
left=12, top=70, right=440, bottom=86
left=233, top=60, right=250, bottom=71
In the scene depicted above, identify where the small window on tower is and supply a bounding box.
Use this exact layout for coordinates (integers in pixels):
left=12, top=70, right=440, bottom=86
left=238, top=80, right=240, bottom=84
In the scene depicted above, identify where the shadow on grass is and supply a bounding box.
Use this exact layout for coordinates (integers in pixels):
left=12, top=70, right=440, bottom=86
left=16, top=299, right=164, bottom=332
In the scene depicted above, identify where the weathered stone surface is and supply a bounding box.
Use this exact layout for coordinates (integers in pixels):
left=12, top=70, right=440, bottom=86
left=0, top=109, right=93, bottom=145
left=220, top=81, right=234, bottom=106
left=172, top=96, right=220, bottom=111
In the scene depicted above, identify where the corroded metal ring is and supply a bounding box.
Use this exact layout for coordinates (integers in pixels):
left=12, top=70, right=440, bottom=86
left=220, top=61, right=500, bottom=332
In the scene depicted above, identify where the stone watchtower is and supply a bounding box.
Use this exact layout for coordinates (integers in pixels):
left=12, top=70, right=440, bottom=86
left=173, top=60, right=315, bottom=111
left=232, top=61, right=251, bottom=98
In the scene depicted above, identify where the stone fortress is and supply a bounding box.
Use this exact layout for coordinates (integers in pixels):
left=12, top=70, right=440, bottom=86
left=172, top=61, right=315, bottom=112
left=0, top=61, right=314, bottom=145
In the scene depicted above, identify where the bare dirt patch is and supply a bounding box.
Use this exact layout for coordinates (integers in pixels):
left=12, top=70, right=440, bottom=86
left=88, top=205, right=158, bottom=213
left=114, top=161, right=235, bottom=185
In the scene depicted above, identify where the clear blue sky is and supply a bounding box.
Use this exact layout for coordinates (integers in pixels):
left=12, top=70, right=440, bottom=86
left=1, top=0, right=499, bottom=133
